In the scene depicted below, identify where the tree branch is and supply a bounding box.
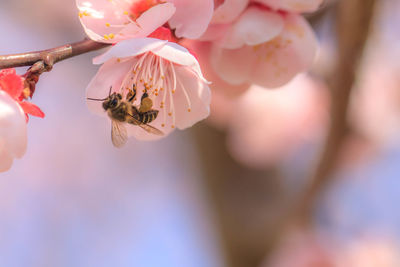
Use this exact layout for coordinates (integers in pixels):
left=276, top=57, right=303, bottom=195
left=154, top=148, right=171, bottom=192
left=0, top=39, right=110, bottom=70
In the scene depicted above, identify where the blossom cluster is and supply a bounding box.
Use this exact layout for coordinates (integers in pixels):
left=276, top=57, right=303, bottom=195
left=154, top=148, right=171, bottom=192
left=0, top=69, right=44, bottom=172
left=79, top=0, right=322, bottom=140
left=0, top=0, right=322, bottom=172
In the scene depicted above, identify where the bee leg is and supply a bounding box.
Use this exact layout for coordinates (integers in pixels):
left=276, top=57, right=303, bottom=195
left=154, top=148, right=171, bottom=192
left=139, top=91, right=153, bottom=113
left=126, top=84, right=137, bottom=103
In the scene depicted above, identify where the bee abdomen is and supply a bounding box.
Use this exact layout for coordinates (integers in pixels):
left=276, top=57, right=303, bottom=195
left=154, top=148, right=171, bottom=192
left=138, top=110, right=159, bottom=124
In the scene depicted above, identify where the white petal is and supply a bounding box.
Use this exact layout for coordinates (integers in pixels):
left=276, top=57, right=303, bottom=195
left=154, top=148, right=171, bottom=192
left=93, top=38, right=167, bottom=64
left=0, top=91, right=27, bottom=172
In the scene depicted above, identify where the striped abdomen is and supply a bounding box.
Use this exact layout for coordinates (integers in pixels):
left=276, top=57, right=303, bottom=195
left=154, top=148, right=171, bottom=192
left=132, top=109, right=159, bottom=124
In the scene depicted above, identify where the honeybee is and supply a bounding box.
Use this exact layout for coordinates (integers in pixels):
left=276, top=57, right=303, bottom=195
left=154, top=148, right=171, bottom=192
left=87, top=86, right=164, bottom=147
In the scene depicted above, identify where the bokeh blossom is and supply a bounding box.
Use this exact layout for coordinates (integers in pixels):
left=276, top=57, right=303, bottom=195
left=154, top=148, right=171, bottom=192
left=86, top=37, right=211, bottom=141
left=76, top=0, right=214, bottom=43
left=207, top=74, right=329, bottom=168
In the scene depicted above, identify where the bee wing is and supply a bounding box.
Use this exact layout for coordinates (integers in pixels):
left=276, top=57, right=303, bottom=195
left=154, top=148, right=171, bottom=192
left=111, top=120, right=128, bottom=147
left=137, top=124, right=164, bottom=136
left=128, top=114, right=164, bottom=136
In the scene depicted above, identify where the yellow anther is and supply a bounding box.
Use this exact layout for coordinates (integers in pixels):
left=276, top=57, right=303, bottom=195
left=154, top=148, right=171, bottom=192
left=106, top=23, right=111, bottom=27
left=171, top=125, right=175, bottom=129
left=161, top=124, right=165, bottom=127
left=117, top=58, right=121, bottom=62
left=108, top=33, right=115, bottom=39
left=123, top=11, right=129, bottom=15
left=103, top=34, right=110, bottom=40
left=78, top=12, right=83, bottom=18
left=161, top=75, right=165, bottom=79
left=187, top=108, right=191, bottom=112
left=172, top=90, right=175, bottom=94
left=168, top=112, right=172, bottom=116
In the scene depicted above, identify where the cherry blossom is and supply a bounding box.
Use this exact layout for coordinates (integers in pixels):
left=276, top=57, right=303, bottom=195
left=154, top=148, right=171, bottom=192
left=76, top=0, right=214, bottom=43
left=252, top=0, right=323, bottom=13
left=0, top=91, right=27, bottom=172
left=217, top=74, right=328, bottom=168
left=86, top=37, right=211, bottom=142
left=195, top=0, right=319, bottom=89
left=0, top=69, right=44, bottom=121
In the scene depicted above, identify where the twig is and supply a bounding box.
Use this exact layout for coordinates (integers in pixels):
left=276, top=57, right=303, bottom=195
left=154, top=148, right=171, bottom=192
left=297, top=0, right=376, bottom=225
left=0, top=39, right=110, bottom=70
left=262, top=0, right=377, bottom=259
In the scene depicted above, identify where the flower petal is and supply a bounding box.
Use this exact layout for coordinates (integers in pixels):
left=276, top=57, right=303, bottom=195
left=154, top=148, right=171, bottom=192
left=211, top=14, right=318, bottom=88
left=77, top=0, right=175, bottom=43
left=252, top=0, right=323, bottom=13
left=152, top=42, right=207, bottom=82
left=0, top=69, right=23, bottom=99
left=174, top=66, right=211, bottom=129
left=168, top=0, right=214, bottom=39
left=0, top=91, right=27, bottom=161
left=93, top=38, right=167, bottom=64
left=217, top=6, right=284, bottom=49
left=19, top=102, right=45, bottom=118
left=211, top=0, right=249, bottom=24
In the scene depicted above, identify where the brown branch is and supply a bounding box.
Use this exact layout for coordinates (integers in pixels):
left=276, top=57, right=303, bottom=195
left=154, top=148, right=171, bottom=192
left=0, top=39, right=110, bottom=70
left=297, top=0, right=376, bottom=226
left=262, top=0, right=377, bottom=259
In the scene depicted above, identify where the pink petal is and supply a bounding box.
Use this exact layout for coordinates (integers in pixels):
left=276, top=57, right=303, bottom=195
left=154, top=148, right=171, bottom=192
left=174, top=67, right=211, bottom=129
left=0, top=70, right=23, bottom=99
left=184, top=40, right=250, bottom=95
left=252, top=0, right=323, bottom=13
left=0, top=91, right=27, bottom=168
left=152, top=42, right=207, bottom=82
left=198, top=24, right=230, bottom=42
left=211, top=0, right=249, bottom=24
left=168, top=0, right=214, bottom=39
left=86, top=57, right=137, bottom=116
left=218, top=6, right=284, bottom=49
left=250, top=14, right=318, bottom=87
left=0, top=140, right=14, bottom=172
left=211, top=14, right=318, bottom=88
left=77, top=0, right=175, bottom=43
left=19, top=102, right=45, bottom=118
left=210, top=43, right=257, bottom=85
left=93, top=38, right=167, bottom=64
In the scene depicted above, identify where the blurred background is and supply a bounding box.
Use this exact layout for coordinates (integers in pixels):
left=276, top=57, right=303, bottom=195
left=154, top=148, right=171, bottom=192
left=1, top=0, right=400, bottom=266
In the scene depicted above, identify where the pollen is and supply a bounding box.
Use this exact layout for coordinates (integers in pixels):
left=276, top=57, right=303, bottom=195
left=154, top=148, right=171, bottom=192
left=168, top=112, right=172, bottom=116
left=123, top=11, right=129, bottom=15
left=106, top=23, right=111, bottom=27
left=171, top=125, right=175, bottom=129
left=161, top=124, right=165, bottom=127
left=187, top=108, right=191, bottom=112
left=117, top=58, right=121, bottom=62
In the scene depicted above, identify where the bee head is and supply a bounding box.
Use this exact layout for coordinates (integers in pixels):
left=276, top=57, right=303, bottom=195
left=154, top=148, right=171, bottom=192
left=103, top=93, right=122, bottom=110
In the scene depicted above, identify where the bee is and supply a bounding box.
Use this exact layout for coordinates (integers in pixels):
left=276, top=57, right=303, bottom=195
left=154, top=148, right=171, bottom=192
left=87, top=86, right=164, bottom=147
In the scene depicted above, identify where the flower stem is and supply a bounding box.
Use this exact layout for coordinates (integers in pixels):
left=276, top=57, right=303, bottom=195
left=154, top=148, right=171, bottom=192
left=0, top=39, right=110, bottom=70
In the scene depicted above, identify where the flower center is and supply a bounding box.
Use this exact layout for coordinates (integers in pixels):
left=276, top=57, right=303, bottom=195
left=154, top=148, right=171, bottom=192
left=129, top=0, right=165, bottom=20
left=118, top=53, right=192, bottom=129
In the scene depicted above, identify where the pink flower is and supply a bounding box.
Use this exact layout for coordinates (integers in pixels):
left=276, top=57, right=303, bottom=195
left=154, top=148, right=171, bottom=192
left=76, top=0, right=214, bottom=43
left=86, top=37, right=211, bottom=142
left=252, top=0, right=323, bottom=13
left=0, top=91, right=27, bottom=172
left=214, top=74, right=328, bottom=168
left=195, top=1, right=319, bottom=89
left=0, top=69, right=45, bottom=121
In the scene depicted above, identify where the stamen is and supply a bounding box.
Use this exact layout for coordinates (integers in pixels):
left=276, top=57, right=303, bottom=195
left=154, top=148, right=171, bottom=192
left=177, top=75, right=192, bottom=112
